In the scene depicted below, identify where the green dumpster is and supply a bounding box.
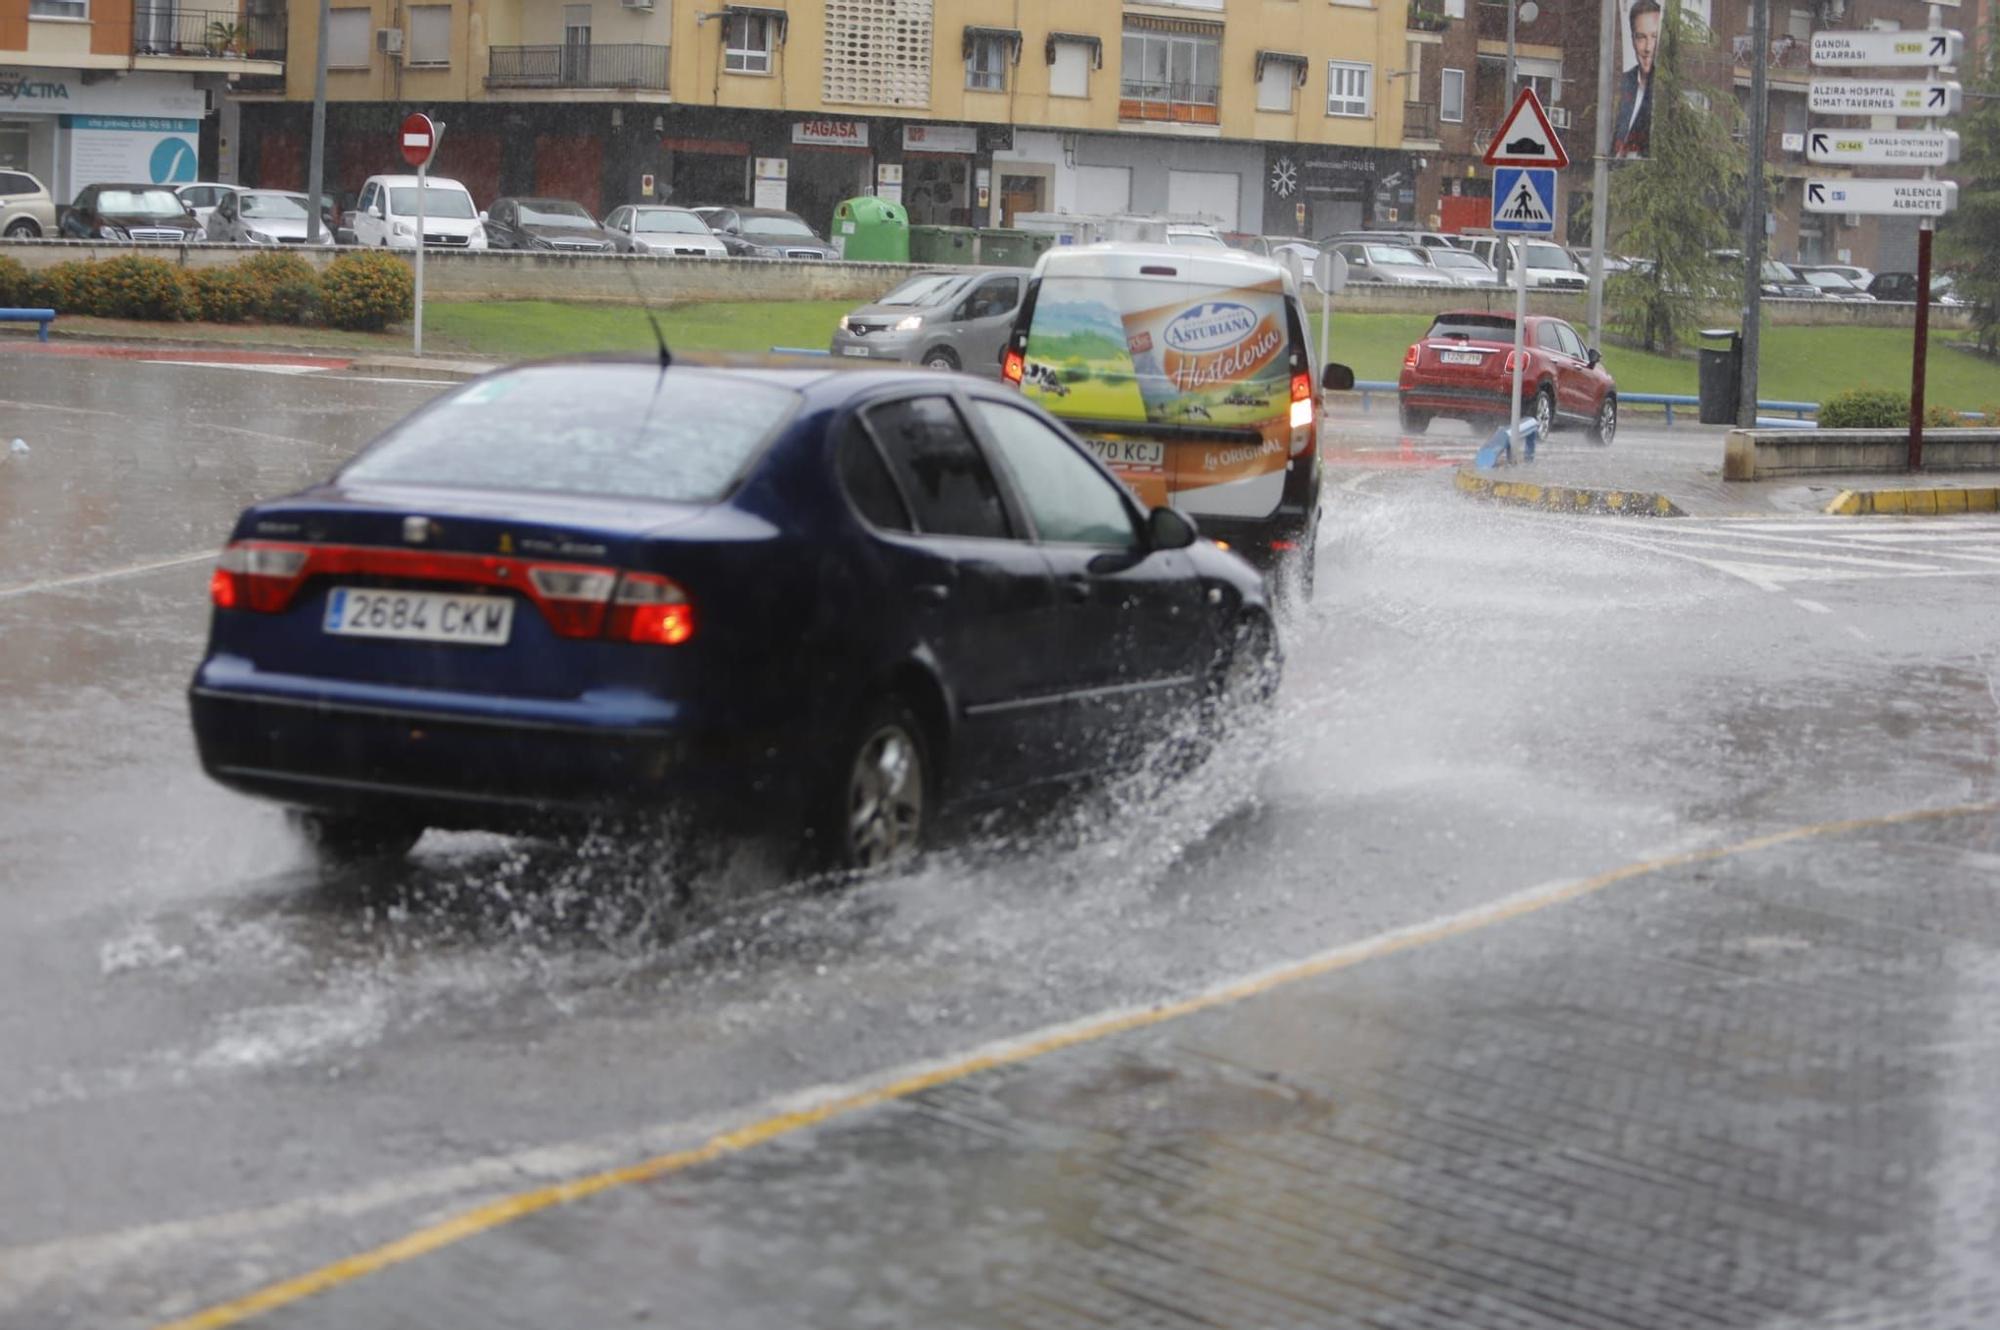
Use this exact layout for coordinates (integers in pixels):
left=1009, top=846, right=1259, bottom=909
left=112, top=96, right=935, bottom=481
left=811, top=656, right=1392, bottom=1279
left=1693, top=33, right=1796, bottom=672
left=832, top=196, right=910, bottom=263
left=974, top=228, right=1055, bottom=268
left=908, top=224, right=975, bottom=264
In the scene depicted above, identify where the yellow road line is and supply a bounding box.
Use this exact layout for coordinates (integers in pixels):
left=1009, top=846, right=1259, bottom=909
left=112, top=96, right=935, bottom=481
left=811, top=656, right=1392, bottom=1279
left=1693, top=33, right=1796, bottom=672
left=155, top=798, right=2000, bottom=1330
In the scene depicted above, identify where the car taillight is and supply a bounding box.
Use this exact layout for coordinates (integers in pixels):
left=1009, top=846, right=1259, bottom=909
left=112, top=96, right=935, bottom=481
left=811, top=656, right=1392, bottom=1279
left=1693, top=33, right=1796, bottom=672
left=1001, top=348, right=1025, bottom=385
left=1403, top=343, right=1421, bottom=370
left=607, top=572, right=695, bottom=646
left=1504, top=349, right=1524, bottom=374
left=526, top=566, right=620, bottom=637
left=1289, top=371, right=1314, bottom=430
left=210, top=542, right=311, bottom=613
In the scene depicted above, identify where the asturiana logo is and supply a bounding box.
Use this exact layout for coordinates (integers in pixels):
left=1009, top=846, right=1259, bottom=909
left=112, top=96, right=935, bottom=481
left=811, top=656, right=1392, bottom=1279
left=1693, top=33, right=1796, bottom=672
left=1163, top=302, right=1259, bottom=355
left=0, top=75, right=70, bottom=101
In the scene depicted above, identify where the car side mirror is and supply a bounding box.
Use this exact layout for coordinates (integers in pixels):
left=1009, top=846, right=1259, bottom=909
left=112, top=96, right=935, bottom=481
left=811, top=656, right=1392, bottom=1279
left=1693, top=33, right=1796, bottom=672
left=367, top=204, right=383, bottom=219
left=1321, top=362, right=1355, bottom=391
left=1586, top=347, right=1602, bottom=368
left=1147, top=506, right=1197, bottom=551
left=478, top=210, right=488, bottom=223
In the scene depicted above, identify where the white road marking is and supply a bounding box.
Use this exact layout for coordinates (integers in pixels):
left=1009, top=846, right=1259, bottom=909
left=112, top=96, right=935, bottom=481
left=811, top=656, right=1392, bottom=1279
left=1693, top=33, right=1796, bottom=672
left=0, top=551, right=214, bottom=601
left=1793, top=599, right=1833, bottom=614
left=1587, top=515, right=2000, bottom=591
left=140, top=361, right=329, bottom=376
left=1846, top=625, right=1870, bottom=641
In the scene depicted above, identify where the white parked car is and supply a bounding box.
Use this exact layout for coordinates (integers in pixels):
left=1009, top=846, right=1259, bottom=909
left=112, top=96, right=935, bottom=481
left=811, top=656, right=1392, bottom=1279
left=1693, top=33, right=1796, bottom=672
left=349, top=174, right=487, bottom=250
left=0, top=169, right=57, bottom=238
left=602, top=205, right=728, bottom=257
left=176, top=181, right=237, bottom=228
left=206, top=189, right=334, bottom=246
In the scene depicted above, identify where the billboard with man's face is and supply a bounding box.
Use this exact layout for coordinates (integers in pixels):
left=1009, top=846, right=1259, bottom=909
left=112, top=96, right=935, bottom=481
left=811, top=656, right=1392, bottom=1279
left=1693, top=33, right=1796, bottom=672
left=1613, top=0, right=1663, bottom=159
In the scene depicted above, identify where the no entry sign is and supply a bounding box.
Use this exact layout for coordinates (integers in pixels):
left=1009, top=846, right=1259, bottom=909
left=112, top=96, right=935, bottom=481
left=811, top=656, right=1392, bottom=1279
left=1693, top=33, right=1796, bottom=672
left=400, top=113, right=436, bottom=169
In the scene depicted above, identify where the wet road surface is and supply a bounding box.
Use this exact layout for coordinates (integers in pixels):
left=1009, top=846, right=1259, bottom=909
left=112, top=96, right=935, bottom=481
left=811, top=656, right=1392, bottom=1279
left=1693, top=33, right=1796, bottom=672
left=3, top=350, right=1999, bottom=1327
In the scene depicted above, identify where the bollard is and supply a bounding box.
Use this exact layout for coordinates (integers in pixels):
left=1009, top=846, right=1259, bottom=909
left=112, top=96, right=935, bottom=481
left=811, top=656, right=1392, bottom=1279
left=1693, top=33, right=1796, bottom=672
left=1474, top=417, right=1540, bottom=470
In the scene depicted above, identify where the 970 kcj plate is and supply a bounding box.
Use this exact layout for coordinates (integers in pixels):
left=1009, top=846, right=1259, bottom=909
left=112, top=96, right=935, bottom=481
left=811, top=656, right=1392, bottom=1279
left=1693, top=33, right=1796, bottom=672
left=323, top=587, right=514, bottom=645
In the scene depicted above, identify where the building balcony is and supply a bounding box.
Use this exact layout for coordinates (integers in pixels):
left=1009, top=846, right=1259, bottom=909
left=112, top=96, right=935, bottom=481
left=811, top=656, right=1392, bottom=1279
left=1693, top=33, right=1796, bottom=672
left=1408, top=2, right=1450, bottom=33
left=1403, top=101, right=1439, bottom=141
left=133, top=4, right=286, bottom=63
left=1118, top=79, right=1221, bottom=126
left=486, top=43, right=670, bottom=93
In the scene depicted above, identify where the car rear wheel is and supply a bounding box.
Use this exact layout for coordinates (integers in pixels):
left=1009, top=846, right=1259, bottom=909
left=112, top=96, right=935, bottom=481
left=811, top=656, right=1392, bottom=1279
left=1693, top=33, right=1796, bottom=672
left=821, top=697, right=929, bottom=873
left=4, top=218, right=40, bottom=238
left=288, top=808, right=424, bottom=864
left=1590, top=393, right=1617, bottom=446
left=921, top=347, right=960, bottom=372
left=1399, top=401, right=1431, bottom=434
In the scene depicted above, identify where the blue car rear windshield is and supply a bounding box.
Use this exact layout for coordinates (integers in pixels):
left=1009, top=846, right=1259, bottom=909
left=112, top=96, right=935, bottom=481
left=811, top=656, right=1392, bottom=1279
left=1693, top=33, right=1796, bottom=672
left=343, top=366, right=797, bottom=503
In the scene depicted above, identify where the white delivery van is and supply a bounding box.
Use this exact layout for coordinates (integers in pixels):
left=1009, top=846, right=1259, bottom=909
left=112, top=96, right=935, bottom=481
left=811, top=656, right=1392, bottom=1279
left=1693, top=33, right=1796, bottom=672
left=350, top=174, right=488, bottom=250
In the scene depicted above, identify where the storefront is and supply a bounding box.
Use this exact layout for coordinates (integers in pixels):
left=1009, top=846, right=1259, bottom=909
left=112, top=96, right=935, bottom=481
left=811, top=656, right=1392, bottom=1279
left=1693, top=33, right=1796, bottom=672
left=0, top=69, right=207, bottom=204
left=1263, top=145, right=1411, bottom=240
left=899, top=122, right=977, bottom=226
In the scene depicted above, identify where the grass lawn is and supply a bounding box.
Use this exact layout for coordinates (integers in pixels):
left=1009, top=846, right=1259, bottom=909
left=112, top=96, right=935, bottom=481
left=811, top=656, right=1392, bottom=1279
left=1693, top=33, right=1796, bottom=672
left=423, top=299, right=856, bottom=359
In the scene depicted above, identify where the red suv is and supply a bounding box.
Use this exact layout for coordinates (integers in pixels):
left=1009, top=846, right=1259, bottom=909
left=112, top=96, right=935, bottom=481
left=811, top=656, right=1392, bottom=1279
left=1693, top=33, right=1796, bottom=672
left=1397, top=311, right=1617, bottom=445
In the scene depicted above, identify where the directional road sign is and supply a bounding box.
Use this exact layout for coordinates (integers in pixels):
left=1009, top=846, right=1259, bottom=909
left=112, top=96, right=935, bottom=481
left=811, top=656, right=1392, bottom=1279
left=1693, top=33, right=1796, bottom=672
left=1806, top=128, right=1960, bottom=167
left=400, top=112, right=437, bottom=169
left=1483, top=88, right=1570, bottom=169
left=1810, top=29, right=1961, bottom=68
left=1808, top=80, right=1961, bottom=116
left=1491, top=167, right=1558, bottom=235
left=1805, top=178, right=1958, bottom=217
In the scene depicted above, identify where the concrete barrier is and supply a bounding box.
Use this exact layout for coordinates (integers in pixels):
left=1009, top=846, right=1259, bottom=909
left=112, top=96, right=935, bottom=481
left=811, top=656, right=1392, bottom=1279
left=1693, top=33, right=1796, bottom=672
left=0, top=238, right=1973, bottom=329
left=1724, top=427, right=2000, bottom=480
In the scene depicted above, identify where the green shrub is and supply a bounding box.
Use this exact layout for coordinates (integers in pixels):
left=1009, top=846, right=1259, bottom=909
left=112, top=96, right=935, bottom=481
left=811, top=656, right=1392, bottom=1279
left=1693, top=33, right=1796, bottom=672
left=189, top=267, right=257, bottom=323
left=80, top=255, right=195, bottom=321
left=32, top=260, right=101, bottom=314
left=1818, top=388, right=1909, bottom=429
left=233, top=250, right=320, bottom=321
left=263, top=276, right=322, bottom=325
left=0, top=256, right=28, bottom=307
left=319, top=250, right=413, bottom=331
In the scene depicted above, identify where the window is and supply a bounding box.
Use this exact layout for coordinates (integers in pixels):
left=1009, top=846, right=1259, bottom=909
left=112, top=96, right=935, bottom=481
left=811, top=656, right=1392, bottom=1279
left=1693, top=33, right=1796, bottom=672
left=1257, top=59, right=1297, bottom=112
left=1555, top=323, right=1587, bottom=360
left=964, top=276, right=1021, bottom=320
left=838, top=426, right=914, bottom=532
left=866, top=398, right=1012, bottom=540
left=1050, top=38, right=1091, bottom=97
left=1120, top=24, right=1221, bottom=122
left=966, top=34, right=1008, bottom=92
left=1444, top=0, right=1465, bottom=15
left=969, top=403, right=1137, bottom=548
left=0, top=172, right=38, bottom=197
left=1441, top=68, right=1465, bottom=122
left=725, top=12, right=773, bottom=74
left=408, top=4, right=451, bottom=65
left=28, top=0, right=86, bottom=18
left=327, top=9, right=371, bottom=67
left=1327, top=61, right=1372, bottom=117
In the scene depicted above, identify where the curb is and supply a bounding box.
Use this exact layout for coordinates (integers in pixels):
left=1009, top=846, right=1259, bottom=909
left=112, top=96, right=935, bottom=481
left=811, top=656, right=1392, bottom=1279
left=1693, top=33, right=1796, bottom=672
left=0, top=321, right=379, bottom=359
left=1454, top=467, right=1685, bottom=517
left=1824, top=487, right=2000, bottom=516
left=347, top=355, right=498, bottom=382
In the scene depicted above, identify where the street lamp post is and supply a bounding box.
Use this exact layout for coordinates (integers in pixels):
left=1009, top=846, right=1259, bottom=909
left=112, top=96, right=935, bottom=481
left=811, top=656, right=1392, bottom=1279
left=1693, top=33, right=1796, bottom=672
left=304, top=0, right=330, bottom=245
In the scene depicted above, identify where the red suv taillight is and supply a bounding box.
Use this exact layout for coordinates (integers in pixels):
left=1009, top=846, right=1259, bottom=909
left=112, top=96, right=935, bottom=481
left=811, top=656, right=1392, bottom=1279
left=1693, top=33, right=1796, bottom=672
left=1503, top=349, right=1524, bottom=374
left=209, top=541, right=696, bottom=646
left=1403, top=342, right=1421, bottom=370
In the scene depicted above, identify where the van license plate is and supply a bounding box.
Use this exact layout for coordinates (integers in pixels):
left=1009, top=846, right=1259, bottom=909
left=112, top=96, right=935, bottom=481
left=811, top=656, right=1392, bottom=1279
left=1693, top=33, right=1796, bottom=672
left=1440, top=350, right=1484, bottom=365
left=840, top=346, right=871, bottom=357
left=1085, top=439, right=1166, bottom=470
left=323, top=588, right=514, bottom=646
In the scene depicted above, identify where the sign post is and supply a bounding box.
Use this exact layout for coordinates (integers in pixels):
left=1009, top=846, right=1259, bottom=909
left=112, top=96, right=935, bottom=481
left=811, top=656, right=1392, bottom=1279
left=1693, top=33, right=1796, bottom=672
left=1484, top=89, right=1568, bottom=460
left=400, top=113, right=438, bottom=356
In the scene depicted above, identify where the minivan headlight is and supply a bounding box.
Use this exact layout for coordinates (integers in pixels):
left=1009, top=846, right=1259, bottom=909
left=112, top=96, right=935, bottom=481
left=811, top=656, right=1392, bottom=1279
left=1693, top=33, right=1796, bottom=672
left=838, top=314, right=852, bottom=332
left=393, top=220, right=415, bottom=238
left=893, top=314, right=923, bottom=332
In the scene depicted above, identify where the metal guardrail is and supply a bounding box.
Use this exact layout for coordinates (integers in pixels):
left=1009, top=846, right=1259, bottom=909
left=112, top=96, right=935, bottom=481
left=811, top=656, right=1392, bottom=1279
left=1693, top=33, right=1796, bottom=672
left=133, top=5, right=287, bottom=59
left=486, top=43, right=669, bottom=91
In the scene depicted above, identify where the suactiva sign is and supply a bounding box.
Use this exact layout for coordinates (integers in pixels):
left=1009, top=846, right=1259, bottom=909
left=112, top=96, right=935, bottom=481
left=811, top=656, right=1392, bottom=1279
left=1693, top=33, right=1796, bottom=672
left=0, top=69, right=204, bottom=118
left=903, top=124, right=977, bottom=155
left=792, top=119, right=868, bottom=148
left=1804, top=178, right=1958, bottom=217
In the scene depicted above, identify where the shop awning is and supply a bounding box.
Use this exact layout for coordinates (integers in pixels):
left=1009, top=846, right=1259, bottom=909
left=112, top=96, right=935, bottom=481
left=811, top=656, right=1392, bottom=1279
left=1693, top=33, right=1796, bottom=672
left=1255, top=50, right=1309, bottom=87
left=1045, top=31, right=1103, bottom=69
left=723, top=4, right=789, bottom=42
left=963, top=26, right=1023, bottom=64
left=1123, top=14, right=1224, bottom=36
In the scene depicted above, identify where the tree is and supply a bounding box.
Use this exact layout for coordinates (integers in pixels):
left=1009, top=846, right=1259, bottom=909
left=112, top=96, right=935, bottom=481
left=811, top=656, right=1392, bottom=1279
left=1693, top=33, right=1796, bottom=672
left=1938, top=17, right=2000, bottom=353
left=1593, top=5, right=1747, bottom=354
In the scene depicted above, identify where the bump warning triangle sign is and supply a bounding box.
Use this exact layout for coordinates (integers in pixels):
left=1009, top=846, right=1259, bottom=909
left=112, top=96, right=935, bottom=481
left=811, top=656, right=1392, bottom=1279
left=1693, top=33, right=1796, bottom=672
left=1483, top=87, right=1570, bottom=168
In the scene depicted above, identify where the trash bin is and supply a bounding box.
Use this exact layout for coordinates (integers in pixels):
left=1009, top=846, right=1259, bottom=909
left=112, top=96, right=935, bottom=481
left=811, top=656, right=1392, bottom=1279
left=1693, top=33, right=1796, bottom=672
left=1697, top=328, right=1742, bottom=425
left=908, top=225, right=975, bottom=264
left=973, top=228, right=1055, bottom=268
left=831, top=196, right=910, bottom=263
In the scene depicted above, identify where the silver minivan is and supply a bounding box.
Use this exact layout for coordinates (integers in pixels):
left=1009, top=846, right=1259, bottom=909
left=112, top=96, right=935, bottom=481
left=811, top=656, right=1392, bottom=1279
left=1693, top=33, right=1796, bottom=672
left=829, top=269, right=1025, bottom=374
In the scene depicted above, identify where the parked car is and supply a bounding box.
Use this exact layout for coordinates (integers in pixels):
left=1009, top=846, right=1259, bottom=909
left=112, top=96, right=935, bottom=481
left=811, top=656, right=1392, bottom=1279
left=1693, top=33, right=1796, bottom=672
left=1397, top=310, right=1617, bottom=445
left=1868, top=271, right=1965, bottom=305
left=1427, top=246, right=1502, bottom=286
left=1230, top=235, right=1321, bottom=266
left=1323, top=228, right=1462, bottom=252
left=1796, top=268, right=1876, bottom=301
left=1814, top=262, right=1874, bottom=290
left=1461, top=236, right=1588, bottom=291
left=831, top=268, right=1024, bottom=373
left=0, top=169, right=56, bottom=238
left=205, top=189, right=334, bottom=246
left=481, top=197, right=616, bottom=252
left=59, top=184, right=205, bottom=243
left=691, top=206, right=841, bottom=259
left=187, top=359, right=1276, bottom=870
left=1324, top=240, right=1453, bottom=287
left=349, top=174, right=487, bottom=250
left=1711, top=250, right=1819, bottom=299
left=1002, top=244, right=1357, bottom=593
left=176, top=182, right=238, bottom=228
left=603, top=205, right=729, bottom=257
left=1165, top=223, right=1230, bottom=250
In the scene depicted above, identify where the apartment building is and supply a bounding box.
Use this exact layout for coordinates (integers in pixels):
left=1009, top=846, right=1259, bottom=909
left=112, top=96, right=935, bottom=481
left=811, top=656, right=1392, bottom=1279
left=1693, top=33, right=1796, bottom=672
left=0, top=0, right=283, bottom=207
left=226, top=0, right=1440, bottom=235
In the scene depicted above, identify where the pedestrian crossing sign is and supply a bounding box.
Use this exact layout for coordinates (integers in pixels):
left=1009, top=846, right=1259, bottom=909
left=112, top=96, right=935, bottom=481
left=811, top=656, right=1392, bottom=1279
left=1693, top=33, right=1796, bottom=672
left=1491, top=167, right=1557, bottom=235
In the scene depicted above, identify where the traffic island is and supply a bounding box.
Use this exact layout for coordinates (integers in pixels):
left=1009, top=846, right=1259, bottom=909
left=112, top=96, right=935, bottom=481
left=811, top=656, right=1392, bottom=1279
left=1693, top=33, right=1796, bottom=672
left=1825, top=486, right=2000, bottom=515
left=1454, top=468, right=1686, bottom=516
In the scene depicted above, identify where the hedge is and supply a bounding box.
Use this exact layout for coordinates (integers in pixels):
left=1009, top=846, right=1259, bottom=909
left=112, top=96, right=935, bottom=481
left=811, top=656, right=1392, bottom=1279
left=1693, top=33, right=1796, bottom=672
left=12, top=250, right=414, bottom=331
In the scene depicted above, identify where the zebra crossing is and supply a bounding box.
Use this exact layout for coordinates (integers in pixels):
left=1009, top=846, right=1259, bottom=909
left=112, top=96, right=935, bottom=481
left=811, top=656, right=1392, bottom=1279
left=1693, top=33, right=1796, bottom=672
left=1583, top=516, right=2000, bottom=592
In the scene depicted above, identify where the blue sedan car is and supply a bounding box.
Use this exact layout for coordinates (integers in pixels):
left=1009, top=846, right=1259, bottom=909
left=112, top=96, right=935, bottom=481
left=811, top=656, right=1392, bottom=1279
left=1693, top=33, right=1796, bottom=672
left=188, top=360, right=1278, bottom=870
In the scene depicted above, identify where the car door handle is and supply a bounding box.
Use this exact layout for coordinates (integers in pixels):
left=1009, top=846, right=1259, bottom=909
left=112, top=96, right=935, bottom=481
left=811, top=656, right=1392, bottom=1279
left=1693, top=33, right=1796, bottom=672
left=913, top=582, right=952, bottom=604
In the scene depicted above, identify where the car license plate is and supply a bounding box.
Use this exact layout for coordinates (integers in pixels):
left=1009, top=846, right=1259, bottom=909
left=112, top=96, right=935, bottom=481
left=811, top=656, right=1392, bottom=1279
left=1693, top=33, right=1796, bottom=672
left=1440, top=350, right=1484, bottom=365
left=841, top=346, right=871, bottom=357
left=323, top=587, right=514, bottom=646
left=1085, top=439, right=1166, bottom=470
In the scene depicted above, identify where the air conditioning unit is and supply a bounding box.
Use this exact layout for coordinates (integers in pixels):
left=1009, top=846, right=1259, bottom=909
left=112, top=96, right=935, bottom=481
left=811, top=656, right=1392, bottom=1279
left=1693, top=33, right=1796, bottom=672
left=1547, top=105, right=1571, bottom=129
left=375, top=26, right=403, bottom=54
left=1843, top=213, right=1861, bottom=228
left=621, top=0, right=653, bottom=11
